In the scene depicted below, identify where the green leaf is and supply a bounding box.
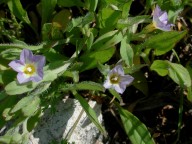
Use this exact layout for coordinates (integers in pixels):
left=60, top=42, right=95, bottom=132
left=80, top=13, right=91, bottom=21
left=79, top=47, right=115, bottom=71
left=42, top=23, right=63, bottom=41
left=88, top=0, right=98, bottom=11
left=151, top=60, right=191, bottom=87
left=74, top=81, right=104, bottom=91
left=92, top=30, right=123, bottom=50
left=60, top=81, right=104, bottom=92
left=117, top=15, right=151, bottom=29
left=52, top=9, right=71, bottom=31
left=116, top=104, right=155, bottom=144
left=72, top=91, right=106, bottom=136
left=167, top=61, right=191, bottom=87
left=143, top=31, right=187, bottom=55
left=10, top=96, right=34, bottom=113
left=0, top=135, right=11, bottom=143
left=120, top=37, right=134, bottom=67
left=1, top=48, right=21, bottom=60
left=41, top=0, right=57, bottom=25
left=5, top=59, right=73, bottom=95
left=7, top=0, right=31, bottom=24
left=122, top=1, right=132, bottom=18
left=150, top=60, right=169, bottom=76
left=97, top=7, right=121, bottom=30
left=5, top=81, right=36, bottom=95
left=21, top=96, right=40, bottom=117
left=0, top=41, right=46, bottom=51
left=27, top=109, right=41, bottom=131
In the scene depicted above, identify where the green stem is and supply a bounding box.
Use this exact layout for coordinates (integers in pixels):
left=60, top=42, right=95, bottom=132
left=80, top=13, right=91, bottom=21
left=65, top=108, right=84, bottom=140
left=175, top=87, right=184, bottom=143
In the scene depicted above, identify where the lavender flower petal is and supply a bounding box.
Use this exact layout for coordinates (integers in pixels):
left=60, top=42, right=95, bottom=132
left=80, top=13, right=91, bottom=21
left=120, top=75, right=134, bottom=85
left=103, top=78, right=112, bottom=89
left=33, top=55, right=46, bottom=68
left=20, top=49, right=33, bottom=64
left=17, top=73, right=31, bottom=84
left=9, top=60, right=24, bottom=72
left=152, top=5, right=173, bottom=31
left=30, top=74, right=43, bottom=82
left=103, top=64, right=134, bottom=94
left=9, top=49, right=46, bottom=84
left=113, top=84, right=124, bottom=94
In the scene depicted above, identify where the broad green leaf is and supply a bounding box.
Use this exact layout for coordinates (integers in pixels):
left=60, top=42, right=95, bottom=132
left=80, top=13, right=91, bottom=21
left=5, top=58, right=74, bottom=95
left=97, top=7, right=121, bottom=30
left=5, top=70, right=56, bottom=95
left=52, top=9, right=71, bottom=31
left=72, top=91, right=106, bottom=136
left=2, top=108, right=13, bottom=121
left=92, top=30, right=123, bottom=50
left=42, top=23, right=63, bottom=41
left=1, top=48, right=21, bottom=60
left=143, top=31, right=187, bottom=55
left=21, top=96, right=40, bottom=117
left=27, top=109, right=41, bottom=131
left=10, top=96, right=34, bottom=113
left=5, top=81, right=36, bottom=95
left=97, top=62, right=110, bottom=76
left=122, top=1, right=132, bottom=18
left=0, top=41, right=46, bottom=51
left=0, top=70, right=16, bottom=85
left=124, top=64, right=147, bottom=74
left=41, top=0, right=57, bottom=25
left=116, top=104, right=155, bottom=144
left=150, top=60, right=169, bottom=76
left=88, top=0, right=98, bottom=11
left=7, top=0, right=31, bottom=24
left=60, top=81, right=104, bottom=92
left=167, top=61, right=191, bottom=87
left=117, top=15, right=151, bottom=29
left=65, top=17, right=82, bottom=32
left=120, top=36, right=134, bottom=67
left=151, top=60, right=191, bottom=87
left=79, top=47, right=115, bottom=71
left=10, top=133, right=22, bottom=144
left=0, top=135, right=11, bottom=143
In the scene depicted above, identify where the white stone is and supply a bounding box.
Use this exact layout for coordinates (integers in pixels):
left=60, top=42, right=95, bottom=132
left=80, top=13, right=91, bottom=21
left=30, top=98, right=104, bottom=144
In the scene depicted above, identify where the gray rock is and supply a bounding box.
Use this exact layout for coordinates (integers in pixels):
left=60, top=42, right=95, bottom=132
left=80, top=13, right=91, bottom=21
left=30, top=97, right=104, bottom=144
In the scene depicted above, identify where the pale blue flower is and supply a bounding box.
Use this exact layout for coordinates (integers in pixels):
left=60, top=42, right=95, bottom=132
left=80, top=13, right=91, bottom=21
left=153, top=5, right=174, bottom=31
left=103, top=65, right=134, bottom=94
left=9, top=49, right=45, bottom=84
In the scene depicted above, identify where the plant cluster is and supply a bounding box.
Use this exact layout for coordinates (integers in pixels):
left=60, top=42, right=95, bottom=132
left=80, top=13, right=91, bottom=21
left=0, top=0, right=192, bottom=143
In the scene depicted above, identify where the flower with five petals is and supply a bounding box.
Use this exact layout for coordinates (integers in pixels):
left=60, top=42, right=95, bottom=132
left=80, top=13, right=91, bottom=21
left=152, top=5, right=174, bottom=31
left=9, top=49, right=46, bottom=84
left=103, top=65, right=134, bottom=94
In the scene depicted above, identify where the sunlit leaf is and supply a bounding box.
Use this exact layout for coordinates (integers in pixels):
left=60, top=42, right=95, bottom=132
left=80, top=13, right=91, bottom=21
left=79, top=47, right=115, bottom=71
left=41, top=0, right=57, bottom=25
left=143, top=31, right=187, bottom=55
left=120, top=36, right=134, bottom=67
left=72, top=91, right=106, bottom=136
left=116, top=103, right=155, bottom=144
left=7, top=0, right=31, bottom=24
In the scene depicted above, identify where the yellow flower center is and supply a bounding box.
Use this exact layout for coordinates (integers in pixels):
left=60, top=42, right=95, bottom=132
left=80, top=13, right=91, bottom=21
left=110, top=74, right=120, bottom=84
left=23, top=64, right=36, bottom=75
